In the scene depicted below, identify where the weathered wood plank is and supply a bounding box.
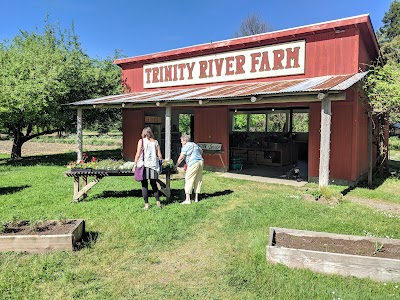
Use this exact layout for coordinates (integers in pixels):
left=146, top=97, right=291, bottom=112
left=0, top=220, right=85, bottom=253
left=266, top=227, right=400, bottom=282
left=74, top=177, right=101, bottom=201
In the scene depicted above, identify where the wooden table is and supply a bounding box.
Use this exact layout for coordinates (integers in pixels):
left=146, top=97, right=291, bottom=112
left=64, top=169, right=173, bottom=202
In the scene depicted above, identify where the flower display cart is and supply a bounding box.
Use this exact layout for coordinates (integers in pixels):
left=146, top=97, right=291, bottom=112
left=64, top=168, right=176, bottom=202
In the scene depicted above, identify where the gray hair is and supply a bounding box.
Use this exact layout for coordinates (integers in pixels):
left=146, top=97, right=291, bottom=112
left=180, top=133, right=191, bottom=142
left=142, top=127, right=154, bottom=139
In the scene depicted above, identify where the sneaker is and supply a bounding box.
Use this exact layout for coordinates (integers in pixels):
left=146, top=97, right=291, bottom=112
left=180, top=200, right=191, bottom=205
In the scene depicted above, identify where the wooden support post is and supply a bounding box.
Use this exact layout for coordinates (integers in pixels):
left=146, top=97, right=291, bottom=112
left=73, top=176, right=102, bottom=202
left=156, top=173, right=171, bottom=199
left=319, top=94, right=331, bottom=187
left=82, top=175, right=88, bottom=198
left=77, top=108, right=83, bottom=162
left=165, top=104, right=172, bottom=160
left=73, top=176, right=79, bottom=202
left=367, top=112, right=373, bottom=187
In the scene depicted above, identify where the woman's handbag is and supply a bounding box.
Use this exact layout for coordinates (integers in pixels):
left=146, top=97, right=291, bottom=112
left=134, top=139, right=145, bottom=181
left=134, top=165, right=144, bottom=181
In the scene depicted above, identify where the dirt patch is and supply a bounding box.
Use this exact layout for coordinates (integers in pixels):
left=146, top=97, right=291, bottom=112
left=301, top=194, right=342, bottom=205
left=345, top=195, right=400, bottom=214
left=275, top=232, right=400, bottom=259
left=0, top=140, right=118, bottom=157
left=1, top=220, right=78, bottom=236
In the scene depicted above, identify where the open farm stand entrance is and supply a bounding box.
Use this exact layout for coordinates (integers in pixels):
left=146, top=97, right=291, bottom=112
left=68, top=14, right=385, bottom=187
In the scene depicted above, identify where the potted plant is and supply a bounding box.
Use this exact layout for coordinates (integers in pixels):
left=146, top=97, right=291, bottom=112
left=67, top=153, right=97, bottom=172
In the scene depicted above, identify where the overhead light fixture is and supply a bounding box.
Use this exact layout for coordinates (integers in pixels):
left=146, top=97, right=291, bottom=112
left=234, top=109, right=237, bottom=113
left=156, top=102, right=160, bottom=106
left=121, top=103, right=125, bottom=108
left=250, top=96, right=257, bottom=103
left=198, top=100, right=209, bottom=105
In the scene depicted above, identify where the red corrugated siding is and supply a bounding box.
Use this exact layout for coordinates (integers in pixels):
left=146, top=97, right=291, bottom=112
left=194, top=107, right=229, bottom=170
left=123, top=30, right=360, bottom=93
left=358, top=32, right=376, bottom=71
left=116, top=16, right=380, bottom=183
left=122, top=109, right=144, bottom=160
left=308, top=103, right=320, bottom=178
left=355, top=100, right=369, bottom=178
left=122, top=67, right=144, bottom=92
left=330, top=102, right=353, bottom=180
left=115, top=15, right=378, bottom=66
left=309, top=100, right=356, bottom=181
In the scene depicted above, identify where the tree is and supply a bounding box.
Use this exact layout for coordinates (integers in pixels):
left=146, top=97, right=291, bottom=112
left=0, top=19, right=123, bottom=159
left=233, top=14, right=273, bottom=38
left=363, top=0, right=400, bottom=180
left=378, top=0, right=400, bottom=64
left=364, top=0, right=400, bottom=124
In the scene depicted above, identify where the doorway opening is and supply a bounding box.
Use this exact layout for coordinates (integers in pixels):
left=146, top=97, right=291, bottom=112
left=229, top=107, right=309, bottom=181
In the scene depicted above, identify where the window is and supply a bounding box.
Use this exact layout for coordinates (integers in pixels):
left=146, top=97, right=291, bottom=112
left=292, top=112, right=309, bottom=132
left=232, top=114, right=248, bottom=132
left=179, top=114, right=191, bottom=134
left=267, top=111, right=289, bottom=132
left=249, top=114, right=266, bottom=132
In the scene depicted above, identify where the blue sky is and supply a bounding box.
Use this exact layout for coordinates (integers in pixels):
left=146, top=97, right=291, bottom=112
left=0, top=0, right=393, bottom=60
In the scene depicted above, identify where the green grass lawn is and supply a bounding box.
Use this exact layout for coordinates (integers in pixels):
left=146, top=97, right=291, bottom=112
left=1, top=151, right=400, bottom=299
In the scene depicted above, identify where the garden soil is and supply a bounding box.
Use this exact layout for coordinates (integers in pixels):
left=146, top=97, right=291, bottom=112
left=1, top=220, right=78, bottom=236
left=275, top=232, right=400, bottom=259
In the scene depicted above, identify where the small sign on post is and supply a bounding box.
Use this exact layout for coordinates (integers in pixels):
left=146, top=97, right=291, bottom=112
left=145, top=116, right=162, bottom=123
left=198, top=143, right=222, bottom=152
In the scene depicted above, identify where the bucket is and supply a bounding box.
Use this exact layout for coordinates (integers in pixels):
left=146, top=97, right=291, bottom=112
left=230, top=157, right=243, bottom=171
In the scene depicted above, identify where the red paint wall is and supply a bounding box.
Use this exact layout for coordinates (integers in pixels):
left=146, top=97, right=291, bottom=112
left=122, top=109, right=144, bottom=161
left=194, top=107, right=229, bottom=170
left=116, top=16, right=380, bottom=183
left=122, top=28, right=362, bottom=93
left=308, top=102, right=321, bottom=178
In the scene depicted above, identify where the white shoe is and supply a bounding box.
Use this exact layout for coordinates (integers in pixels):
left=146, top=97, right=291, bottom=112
left=180, top=200, right=191, bottom=205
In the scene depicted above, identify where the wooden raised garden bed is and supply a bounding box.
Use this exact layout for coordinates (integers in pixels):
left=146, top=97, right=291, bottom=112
left=0, top=219, right=85, bottom=253
left=267, top=227, right=400, bottom=282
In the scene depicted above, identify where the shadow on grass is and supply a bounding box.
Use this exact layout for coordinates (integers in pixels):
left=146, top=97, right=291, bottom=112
left=88, top=188, right=234, bottom=207
left=0, top=185, right=30, bottom=195
left=75, top=231, right=99, bottom=251
left=340, top=159, right=400, bottom=194
left=0, top=149, right=122, bottom=167
left=164, top=189, right=234, bottom=205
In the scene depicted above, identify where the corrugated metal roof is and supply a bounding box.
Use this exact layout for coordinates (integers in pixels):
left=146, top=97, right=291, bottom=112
left=68, top=72, right=368, bottom=107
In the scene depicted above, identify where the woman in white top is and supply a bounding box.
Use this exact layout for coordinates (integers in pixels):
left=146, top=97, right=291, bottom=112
left=133, top=127, right=163, bottom=210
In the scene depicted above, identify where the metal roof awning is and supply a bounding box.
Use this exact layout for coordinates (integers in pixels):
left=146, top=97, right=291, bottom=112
left=68, top=72, right=368, bottom=109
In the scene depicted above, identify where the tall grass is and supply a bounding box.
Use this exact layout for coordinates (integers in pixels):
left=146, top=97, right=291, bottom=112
left=0, top=152, right=400, bottom=299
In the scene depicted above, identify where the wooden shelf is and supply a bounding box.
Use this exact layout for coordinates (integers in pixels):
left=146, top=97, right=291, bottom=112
left=230, top=144, right=294, bottom=167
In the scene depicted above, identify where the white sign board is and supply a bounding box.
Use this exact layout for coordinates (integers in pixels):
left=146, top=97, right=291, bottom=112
left=143, top=40, right=305, bottom=88
left=198, top=143, right=222, bottom=151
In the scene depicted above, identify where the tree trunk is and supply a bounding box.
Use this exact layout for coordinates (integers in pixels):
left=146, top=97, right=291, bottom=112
left=11, top=129, right=24, bottom=160
left=10, top=127, right=62, bottom=160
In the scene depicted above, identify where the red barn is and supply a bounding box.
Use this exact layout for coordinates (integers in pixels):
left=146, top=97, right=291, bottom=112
left=70, top=14, right=384, bottom=186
